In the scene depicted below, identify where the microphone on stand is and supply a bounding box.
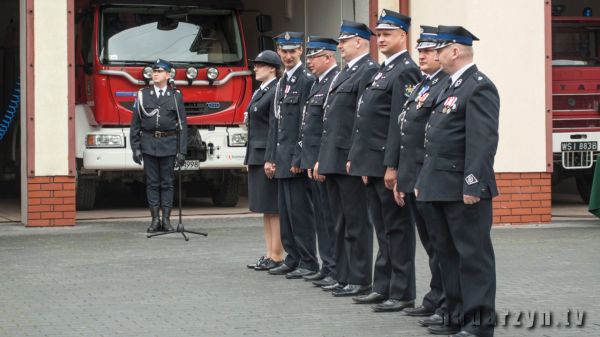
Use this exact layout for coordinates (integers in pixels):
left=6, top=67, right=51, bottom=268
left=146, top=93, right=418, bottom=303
left=168, top=78, right=177, bottom=89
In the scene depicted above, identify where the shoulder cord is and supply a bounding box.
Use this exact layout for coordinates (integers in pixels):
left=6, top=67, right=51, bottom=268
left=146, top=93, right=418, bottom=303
left=137, top=90, right=159, bottom=118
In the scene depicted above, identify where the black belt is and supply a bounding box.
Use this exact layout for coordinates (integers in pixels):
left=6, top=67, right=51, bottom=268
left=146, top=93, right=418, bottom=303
left=142, top=130, right=178, bottom=138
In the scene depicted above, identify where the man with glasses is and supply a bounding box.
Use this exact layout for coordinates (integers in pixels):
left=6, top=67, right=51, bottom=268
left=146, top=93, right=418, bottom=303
left=297, top=36, right=340, bottom=285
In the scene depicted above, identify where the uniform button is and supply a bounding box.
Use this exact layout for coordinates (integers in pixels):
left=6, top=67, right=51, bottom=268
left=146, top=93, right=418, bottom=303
left=425, top=154, right=428, bottom=158
left=401, top=132, right=405, bottom=136
left=452, top=164, right=456, bottom=169
left=400, top=145, right=404, bottom=149
left=323, top=130, right=327, bottom=134
left=432, top=111, right=436, bottom=114
left=356, top=130, right=359, bottom=133
left=277, top=142, right=280, bottom=146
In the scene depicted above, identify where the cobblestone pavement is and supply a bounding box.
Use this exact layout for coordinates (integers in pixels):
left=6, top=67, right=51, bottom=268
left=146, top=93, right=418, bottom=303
left=0, top=217, right=599, bottom=337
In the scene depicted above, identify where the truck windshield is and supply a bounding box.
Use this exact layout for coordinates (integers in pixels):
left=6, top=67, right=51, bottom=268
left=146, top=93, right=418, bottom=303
left=99, top=6, right=244, bottom=65
left=553, top=22, right=600, bottom=66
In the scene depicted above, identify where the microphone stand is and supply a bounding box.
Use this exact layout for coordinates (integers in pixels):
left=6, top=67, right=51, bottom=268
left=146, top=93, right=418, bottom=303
left=147, top=79, right=207, bottom=241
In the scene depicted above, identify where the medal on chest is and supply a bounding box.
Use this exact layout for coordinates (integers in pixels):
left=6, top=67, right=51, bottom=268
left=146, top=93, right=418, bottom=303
left=416, top=85, right=430, bottom=110
left=442, top=96, right=458, bottom=114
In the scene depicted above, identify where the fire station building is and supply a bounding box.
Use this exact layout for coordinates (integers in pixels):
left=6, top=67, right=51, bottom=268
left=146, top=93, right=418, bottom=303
left=1, top=0, right=591, bottom=226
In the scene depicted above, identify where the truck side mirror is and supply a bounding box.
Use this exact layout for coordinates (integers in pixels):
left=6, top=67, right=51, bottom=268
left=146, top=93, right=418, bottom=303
left=256, top=14, right=272, bottom=33
left=259, top=36, right=275, bottom=52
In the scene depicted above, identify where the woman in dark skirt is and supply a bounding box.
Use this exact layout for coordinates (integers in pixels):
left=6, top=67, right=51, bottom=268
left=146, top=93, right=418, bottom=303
left=244, top=50, right=284, bottom=271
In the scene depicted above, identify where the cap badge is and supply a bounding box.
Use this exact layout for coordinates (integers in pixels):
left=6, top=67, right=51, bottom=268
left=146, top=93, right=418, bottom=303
left=284, top=32, right=291, bottom=40
left=381, top=10, right=387, bottom=17
left=420, top=28, right=424, bottom=34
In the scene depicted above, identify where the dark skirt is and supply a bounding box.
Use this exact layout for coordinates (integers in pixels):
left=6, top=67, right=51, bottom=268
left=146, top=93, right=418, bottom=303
left=248, top=165, right=278, bottom=214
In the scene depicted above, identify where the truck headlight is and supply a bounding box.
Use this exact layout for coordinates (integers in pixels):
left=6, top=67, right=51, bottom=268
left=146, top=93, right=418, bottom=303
left=142, top=66, right=153, bottom=80
left=186, top=67, right=198, bottom=80
left=228, top=132, right=247, bottom=147
left=86, top=134, right=125, bottom=148
left=207, top=67, right=219, bottom=80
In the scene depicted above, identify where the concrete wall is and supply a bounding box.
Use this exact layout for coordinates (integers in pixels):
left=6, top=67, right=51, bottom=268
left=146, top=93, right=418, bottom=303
left=411, top=0, right=548, bottom=173
left=33, top=0, right=70, bottom=175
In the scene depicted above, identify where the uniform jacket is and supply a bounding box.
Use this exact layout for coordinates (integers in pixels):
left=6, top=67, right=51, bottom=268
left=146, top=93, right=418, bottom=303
left=298, top=68, right=339, bottom=170
left=244, top=79, right=277, bottom=166
left=347, top=52, right=421, bottom=177
left=317, top=55, right=378, bottom=175
left=395, top=70, right=449, bottom=192
left=267, top=64, right=315, bottom=179
left=415, top=65, right=500, bottom=201
left=130, top=86, right=187, bottom=157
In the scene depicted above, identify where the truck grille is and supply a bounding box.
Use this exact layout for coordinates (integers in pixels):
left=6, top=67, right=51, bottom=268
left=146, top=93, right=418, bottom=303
left=561, top=150, right=595, bottom=169
left=119, top=101, right=233, bottom=116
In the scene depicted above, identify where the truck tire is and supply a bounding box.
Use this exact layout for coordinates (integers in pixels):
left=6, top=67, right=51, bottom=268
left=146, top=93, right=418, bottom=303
left=76, top=178, right=97, bottom=210
left=210, top=172, right=240, bottom=207
left=575, top=173, right=593, bottom=204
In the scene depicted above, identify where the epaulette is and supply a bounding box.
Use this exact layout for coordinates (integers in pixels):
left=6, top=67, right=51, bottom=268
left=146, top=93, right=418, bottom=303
left=303, top=69, right=315, bottom=79
left=471, top=71, right=490, bottom=84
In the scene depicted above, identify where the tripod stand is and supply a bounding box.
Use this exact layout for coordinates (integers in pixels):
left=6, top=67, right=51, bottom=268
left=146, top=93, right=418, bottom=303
left=147, top=84, right=207, bottom=241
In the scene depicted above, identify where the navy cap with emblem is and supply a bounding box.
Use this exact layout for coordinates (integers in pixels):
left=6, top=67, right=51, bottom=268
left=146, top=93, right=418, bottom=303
left=338, top=20, right=374, bottom=41
left=274, top=31, right=304, bottom=50
left=376, top=9, right=410, bottom=32
left=416, top=25, right=439, bottom=50
left=306, top=36, right=338, bottom=57
left=251, top=50, right=282, bottom=68
left=151, top=58, right=173, bottom=72
left=435, top=25, right=479, bottom=49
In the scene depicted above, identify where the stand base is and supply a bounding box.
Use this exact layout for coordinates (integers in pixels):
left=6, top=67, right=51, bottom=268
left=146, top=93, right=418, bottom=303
left=147, top=223, right=207, bottom=241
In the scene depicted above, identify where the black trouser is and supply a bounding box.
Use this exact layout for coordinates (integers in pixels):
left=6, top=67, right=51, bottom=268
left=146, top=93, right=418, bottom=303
left=310, top=179, right=336, bottom=277
left=325, top=174, right=372, bottom=286
left=366, top=177, right=415, bottom=300
left=419, top=199, right=496, bottom=337
left=411, top=195, right=445, bottom=313
left=278, top=177, right=318, bottom=271
left=143, top=154, right=175, bottom=208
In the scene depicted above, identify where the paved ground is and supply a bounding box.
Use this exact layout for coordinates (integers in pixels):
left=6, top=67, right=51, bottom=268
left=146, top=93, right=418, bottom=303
left=1, top=216, right=599, bottom=337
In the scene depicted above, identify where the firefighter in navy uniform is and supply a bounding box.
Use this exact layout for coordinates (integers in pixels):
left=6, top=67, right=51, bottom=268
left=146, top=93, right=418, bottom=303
left=415, top=26, right=499, bottom=337
left=266, top=32, right=320, bottom=278
left=312, top=21, right=378, bottom=295
left=297, top=36, right=340, bottom=284
left=393, top=26, right=449, bottom=322
left=130, top=59, right=187, bottom=233
left=346, top=9, right=422, bottom=310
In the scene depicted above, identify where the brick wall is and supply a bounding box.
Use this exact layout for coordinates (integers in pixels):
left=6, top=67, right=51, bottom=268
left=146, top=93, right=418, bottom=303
left=493, top=172, right=552, bottom=224
left=27, top=176, right=76, bottom=227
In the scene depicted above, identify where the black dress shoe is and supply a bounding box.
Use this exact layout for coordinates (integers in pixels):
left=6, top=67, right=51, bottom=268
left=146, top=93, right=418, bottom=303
left=352, top=292, right=386, bottom=304
left=268, top=263, right=294, bottom=275
left=332, top=284, right=371, bottom=297
left=285, top=268, right=316, bottom=279
left=372, top=299, right=414, bottom=312
left=313, top=276, right=337, bottom=287
left=427, top=324, right=460, bottom=335
left=246, top=256, right=265, bottom=269
left=403, top=305, right=434, bottom=316
left=303, top=271, right=325, bottom=281
left=321, top=282, right=345, bottom=291
left=418, top=313, right=444, bottom=327
left=254, top=259, right=282, bottom=271
left=450, top=331, right=479, bottom=337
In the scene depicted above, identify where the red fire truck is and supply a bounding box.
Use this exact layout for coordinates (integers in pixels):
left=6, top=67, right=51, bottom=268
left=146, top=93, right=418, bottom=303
left=552, top=15, right=600, bottom=203
left=74, top=0, right=265, bottom=209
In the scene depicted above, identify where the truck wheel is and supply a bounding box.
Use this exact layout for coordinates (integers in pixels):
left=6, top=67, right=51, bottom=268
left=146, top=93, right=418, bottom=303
left=575, top=173, right=593, bottom=204
left=76, top=178, right=97, bottom=210
left=210, top=172, right=240, bottom=207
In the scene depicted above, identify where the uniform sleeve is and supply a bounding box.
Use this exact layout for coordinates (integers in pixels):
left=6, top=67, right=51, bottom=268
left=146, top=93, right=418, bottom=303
left=384, top=67, right=422, bottom=168
left=463, top=81, right=500, bottom=197
left=177, top=91, right=188, bottom=154
left=291, top=76, right=314, bottom=167
left=264, top=89, right=277, bottom=163
left=129, top=94, right=142, bottom=152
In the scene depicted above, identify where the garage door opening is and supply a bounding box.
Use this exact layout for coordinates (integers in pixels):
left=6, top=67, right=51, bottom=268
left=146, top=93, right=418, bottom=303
left=0, top=0, right=21, bottom=224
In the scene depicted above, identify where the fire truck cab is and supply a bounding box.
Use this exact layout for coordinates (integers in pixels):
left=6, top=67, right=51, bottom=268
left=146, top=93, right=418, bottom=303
left=74, top=0, right=261, bottom=209
left=552, top=12, right=600, bottom=203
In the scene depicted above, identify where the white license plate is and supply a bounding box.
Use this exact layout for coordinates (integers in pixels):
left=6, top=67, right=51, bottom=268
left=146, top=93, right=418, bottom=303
left=180, top=160, right=200, bottom=170
left=561, top=141, right=598, bottom=151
